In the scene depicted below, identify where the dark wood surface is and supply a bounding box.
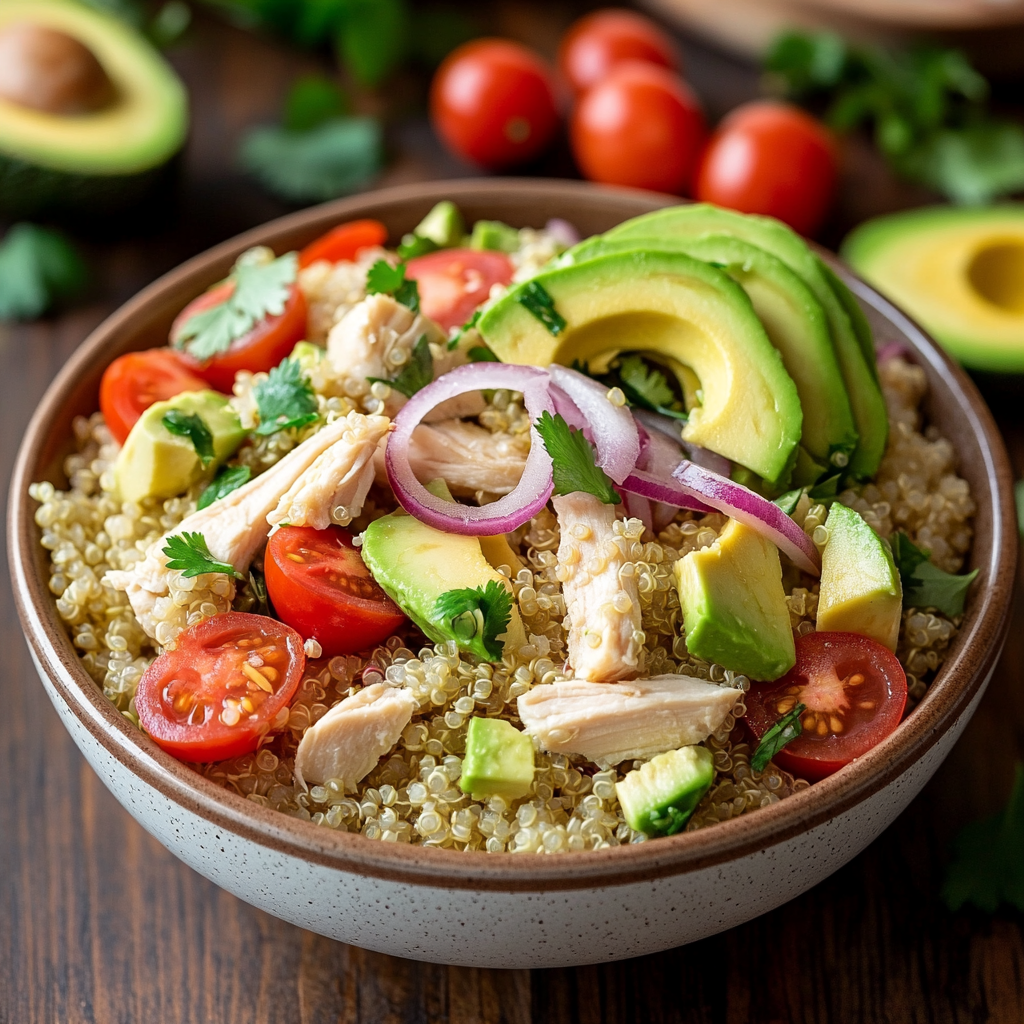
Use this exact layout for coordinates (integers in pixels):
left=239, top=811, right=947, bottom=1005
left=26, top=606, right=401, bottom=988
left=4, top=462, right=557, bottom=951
left=3, top=7, right=1024, bottom=1022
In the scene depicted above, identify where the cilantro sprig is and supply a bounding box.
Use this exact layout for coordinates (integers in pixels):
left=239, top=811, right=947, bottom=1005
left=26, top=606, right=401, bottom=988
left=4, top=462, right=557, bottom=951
left=517, top=280, right=566, bottom=336
left=433, top=580, right=513, bottom=662
left=535, top=411, right=620, bottom=505
left=0, top=223, right=87, bottom=321
left=197, top=464, right=251, bottom=511
left=366, top=259, right=420, bottom=312
left=751, top=703, right=806, bottom=772
left=891, top=532, right=978, bottom=617
left=573, top=355, right=687, bottom=420
left=367, top=334, right=433, bottom=398
left=162, top=532, right=244, bottom=580
left=162, top=409, right=215, bottom=465
left=254, top=357, right=319, bottom=435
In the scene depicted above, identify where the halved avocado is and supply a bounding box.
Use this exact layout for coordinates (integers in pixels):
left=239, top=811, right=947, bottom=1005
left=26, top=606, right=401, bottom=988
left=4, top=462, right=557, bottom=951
left=477, top=250, right=802, bottom=485
left=842, top=205, right=1024, bottom=373
left=608, top=204, right=888, bottom=479
left=0, top=0, right=188, bottom=220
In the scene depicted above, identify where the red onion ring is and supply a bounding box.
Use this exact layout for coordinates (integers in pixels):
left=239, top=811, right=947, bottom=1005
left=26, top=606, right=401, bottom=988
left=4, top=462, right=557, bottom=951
left=633, top=408, right=732, bottom=477
left=621, top=469, right=714, bottom=513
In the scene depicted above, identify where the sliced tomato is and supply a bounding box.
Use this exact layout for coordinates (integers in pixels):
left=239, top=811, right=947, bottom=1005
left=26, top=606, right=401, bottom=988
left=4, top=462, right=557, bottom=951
left=405, top=248, right=514, bottom=331
left=170, top=279, right=308, bottom=392
left=744, top=631, right=908, bottom=781
left=265, top=525, right=407, bottom=657
left=99, top=348, right=209, bottom=445
left=136, top=612, right=305, bottom=763
left=299, top=218, right=388, bottom=268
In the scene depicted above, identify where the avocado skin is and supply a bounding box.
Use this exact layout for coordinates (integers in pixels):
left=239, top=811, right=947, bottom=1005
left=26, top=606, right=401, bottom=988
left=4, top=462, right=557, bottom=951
left=616, top=745, right=714, bottom=836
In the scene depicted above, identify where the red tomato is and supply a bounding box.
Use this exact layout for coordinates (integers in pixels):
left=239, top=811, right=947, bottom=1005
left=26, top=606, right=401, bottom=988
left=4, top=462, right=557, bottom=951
left=99, top=348, right=209, bottom=445
left=695, top=100, right=838, bottom=236
left=570, top=61, right=706, bottom=194
left=745, top=631, right=908, bottom=781
left=558, top=8, right=679, bottom=96
left=265, top=526, right=406, bottom=658
left=170, top=279, right=308, bottom=392
left=405, top=247, right=514, bottom=331
left=136, top=612, right=305, bottom=763
left=299, top=218, right=388, bottom=269
left=430, top=38, right=560, bottom=170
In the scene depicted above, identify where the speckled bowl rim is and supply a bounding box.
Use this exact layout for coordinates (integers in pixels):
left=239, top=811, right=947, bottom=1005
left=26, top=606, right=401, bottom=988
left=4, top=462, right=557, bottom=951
left=9, top=178, right=1017, bottom=893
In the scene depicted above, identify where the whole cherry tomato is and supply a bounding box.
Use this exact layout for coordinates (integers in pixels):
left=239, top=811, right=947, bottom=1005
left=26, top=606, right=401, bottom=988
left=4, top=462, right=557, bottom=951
left=695, top=100, right=838, bottom=236
left=570, top=61, right=705, bottom=194
left=299, top=219, right=388, bottom=268
left=430, top=38, right=560, bottom=170
left=405, top=247, right=514, bottom=331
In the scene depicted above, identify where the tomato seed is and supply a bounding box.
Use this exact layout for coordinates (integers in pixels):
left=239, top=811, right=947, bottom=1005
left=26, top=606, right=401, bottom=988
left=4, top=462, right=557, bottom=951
left=286, top=553, right=305, bottom=563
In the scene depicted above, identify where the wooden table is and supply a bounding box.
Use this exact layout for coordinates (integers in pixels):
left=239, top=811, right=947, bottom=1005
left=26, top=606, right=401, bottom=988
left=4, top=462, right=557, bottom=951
left=3, top=7, right=1023, bottom=1022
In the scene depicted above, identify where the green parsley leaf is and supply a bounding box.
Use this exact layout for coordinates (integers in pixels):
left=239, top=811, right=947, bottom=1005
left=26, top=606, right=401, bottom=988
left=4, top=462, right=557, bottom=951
left=433, top=580, right=513, bottom=662
left=573, top=354, right=687, bottom=420
left=197, top=464, right=252, bottom=511
left=468, top=345, right=499, bottom=363
left=773, top=488, right=803, bottom=516
left=335, top=0, right=409, bottom=87
left=535, top=411, right=620, bottom=505
left=162, top=409, right=215, bottom=466
left=162, top=532, right=244, bottom=580
left=448, top=309, right=481, bottom=350
left=751, top=703, right=806, bottom=772
left=808, top=473, right=842, bottom=503
left=254, top=357, right=319, bottom=435
left=943, top=763, right=1024, bottom=913
left=367, top=334, right=433, bottom=398
left=891, top=532, right=978, bottom=617
left=517, top=280, right=566, bottom=336
left=0, top=223, right=87, bottom=321
left=397, top=233, right=439, bottom=261
left=366, top=259, right=420, bottom=312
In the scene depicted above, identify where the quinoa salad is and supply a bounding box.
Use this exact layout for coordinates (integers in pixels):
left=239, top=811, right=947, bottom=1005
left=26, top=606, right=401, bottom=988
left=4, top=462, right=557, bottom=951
left=30, top=201, right=977, bottom=854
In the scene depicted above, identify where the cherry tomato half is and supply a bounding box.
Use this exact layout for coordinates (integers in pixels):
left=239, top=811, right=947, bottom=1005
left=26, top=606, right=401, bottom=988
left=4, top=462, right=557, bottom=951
left=745, top=631, right=908, bottom=781
left=136, top=612, right=305, bottom=763
left=570, top=61, right=705, bottom=194
left=695, top=100, right=838, bottom=237
left=430, top=38, right=560, bottom=170
left=299, top=218, right=388, bottom=269
left=99, top=348, right=209, bottom=445
left=265, top=526, right=406, bottom=658
left=405, top=247, right=514, bottom=331
left=558, top=8, right=680, bottom=96
left=170, top=279, right=308, bottom=392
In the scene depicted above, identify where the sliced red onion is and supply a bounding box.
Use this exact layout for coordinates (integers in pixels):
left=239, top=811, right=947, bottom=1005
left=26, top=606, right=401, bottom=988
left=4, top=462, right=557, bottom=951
left=672, top=461, right=821, bottom=575
left=545, top=218, right=580, bottom=247
left=386, top=363, right=555, bottom=535
left=876, top=340, right=913, bottom=364
left=652, top=500, right=678, bottom=533
left=633, top=408, right=732, bottom=477
left=621, top=469, right=713, bottom=513
left=621, top=490, right=654, bottom=533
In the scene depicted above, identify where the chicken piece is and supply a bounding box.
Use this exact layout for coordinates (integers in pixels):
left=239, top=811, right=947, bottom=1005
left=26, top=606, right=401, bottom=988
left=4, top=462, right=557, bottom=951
left=294, top=683, right=417, bottom=789
left=552, top=492, right=644, bottom=682
left=517, top=675, right=741, bottom=768
left=268, top=413, right=390, bottom=530
left=299, top=245, right=386, bottom=342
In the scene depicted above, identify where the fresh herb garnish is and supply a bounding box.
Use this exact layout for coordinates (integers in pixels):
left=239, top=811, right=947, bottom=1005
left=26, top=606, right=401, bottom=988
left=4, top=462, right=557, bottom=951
left=433, top=580, right=513, bottom=662
left=891, top=532, right=978, bottom=617
left=773, top=488, right=803, bottom=516
left=535, top=411, right=620, bottom=505
left=809, top=473, right=842, bottom=503
left=197, top=464, right=251, bottom=511
left=162, top=532, right=244, bottom=580
left=448, top=309, right=481, bottom=350
left=366, top=259, right=420, bottom=312
left=751, top=703, right=806, bottom=772
left=517, top=280, right=566, bottom=336
left=0, top=223, right=87, bottom=321
left=573, top=354, right=687, bottom=420
left=162, top=409, right=215, bottom=465
left=368, top=333, right=433, bottom=398
left=175, top=252, right=297, bottom=362
left=254, top=357, right=319, bottom=435
left=468, top=345, right=500, bottom=363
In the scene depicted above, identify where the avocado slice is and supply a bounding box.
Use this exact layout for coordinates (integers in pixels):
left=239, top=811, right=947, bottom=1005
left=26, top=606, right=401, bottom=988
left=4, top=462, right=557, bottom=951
left=842, top=205, right=1024, bottom=373
left=616, top=745, right=714, bottom=836
left=459, top=717, right=535, bottom=801
left=608, top=205, right=887, bottom=479
left=817, top=502, right=902, bottom=651
left=414, top=200, right=465, bottom=248
left=470, top=219, right=520, bottom=253
left=0, top=0, right=188, bottom=221
left=673, top=518, right=796, bottom=681
left=478, top=250, right=802, bottom=485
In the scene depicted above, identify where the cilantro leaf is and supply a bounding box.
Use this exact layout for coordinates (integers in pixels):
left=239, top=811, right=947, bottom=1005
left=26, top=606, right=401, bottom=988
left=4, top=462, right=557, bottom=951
left=176, top=252, right=297, bottom=362
left=335, top=0, right=409, bottom=87
left=517, top=280, right=566, bottom=336
left=615, top=355, right=687, bottom=419
left=366, top=259, right=420, bottom=312
left=284, top=74, right=349, bottom=131
left=468, top=345, right=499, bottom=363
left=367, top=334, right=433, bottom=398
left=751, top=703, right=806, bottom=772
left=162, top=409, right=215, bottom=465
left=891, top=532, right=978, bottom=617
left=0, top=224, right=87, bottom=321
left=254, top=357, right=319, bottom=435
left=448, top=309, right=481, bottom=350
left=197, top=464, right=251, bottom=510
left=773, top=488, right=803, bottom=516
left=162, top=532, right=244, bottom=580
left=535, top=411, right=620, bottom=505
left=433, top=580, right=513, bottom=661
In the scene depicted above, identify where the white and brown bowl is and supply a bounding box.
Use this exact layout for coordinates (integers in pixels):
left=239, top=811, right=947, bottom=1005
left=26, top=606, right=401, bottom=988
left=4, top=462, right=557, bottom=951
left=8, top=179, right=1017, bottom=969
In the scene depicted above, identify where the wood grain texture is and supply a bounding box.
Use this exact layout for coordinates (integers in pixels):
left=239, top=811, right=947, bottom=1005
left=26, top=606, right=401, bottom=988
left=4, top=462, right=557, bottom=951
left=2, top=7, right=1024, bottom=1022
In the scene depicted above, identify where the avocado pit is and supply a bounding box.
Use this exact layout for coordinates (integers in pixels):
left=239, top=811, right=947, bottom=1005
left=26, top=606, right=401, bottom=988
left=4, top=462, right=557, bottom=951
left=966, top=240, right=1024, bottom=314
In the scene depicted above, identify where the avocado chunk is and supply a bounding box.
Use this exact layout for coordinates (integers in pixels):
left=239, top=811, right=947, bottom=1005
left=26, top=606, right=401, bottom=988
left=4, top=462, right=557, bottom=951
left=817, top=502, right=902, bottom=650
left=414, top=200, right=465, bottom=248
left=470, top=219, right=520, bottom=252
left=289, top=340, right=325, bottom=375
left=114, top=390, right=245, bottom=503
left=459, top=717, right=535, bottom=801
left=673, top=518, right=796, bottom=681
left=842, top=205, right=1024, bottom=373
left=608, top=204, right=887, bottom=479
left=0, top=0, right=188, bottom=221
left=616, top=745, right=714, bottom=836
left=478, top=249, right=802, bottom=485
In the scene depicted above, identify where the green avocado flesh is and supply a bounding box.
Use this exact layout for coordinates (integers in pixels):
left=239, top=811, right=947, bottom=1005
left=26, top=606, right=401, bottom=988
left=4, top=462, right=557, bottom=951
left=459, top=718, right=535, bottom=801
left=608, top=204, right=887, bottom=479
left=842, top=205, right=1024, bottom=373
left=616, top=745, right=714, bottom=836
left=415, top=200, right=464, bottom=248
left=478, top=249, right=802, bottom=485
left=673, top=518, right=796, bottom=681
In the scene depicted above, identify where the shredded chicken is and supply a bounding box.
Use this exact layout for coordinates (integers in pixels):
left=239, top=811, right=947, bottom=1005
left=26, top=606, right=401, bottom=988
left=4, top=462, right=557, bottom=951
left=294, top=683, right=417, bottom=789
left=298, top=246, right=387, bottom=342
left=552, top=492, right=644, bottom=682
left=517, top=676, right=742, bottom=768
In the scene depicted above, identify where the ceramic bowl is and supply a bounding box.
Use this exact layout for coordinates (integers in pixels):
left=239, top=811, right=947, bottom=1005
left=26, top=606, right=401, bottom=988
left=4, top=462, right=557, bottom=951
left=9, top=179, right=1017, bottom=969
